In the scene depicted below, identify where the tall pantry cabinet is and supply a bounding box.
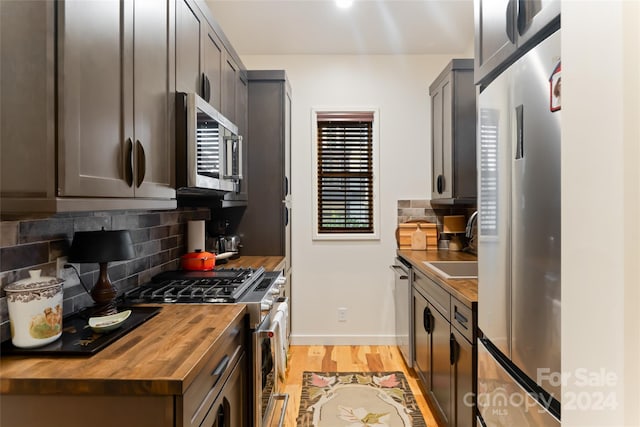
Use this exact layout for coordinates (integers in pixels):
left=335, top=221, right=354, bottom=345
left=238, top=70, right=292, bottom=301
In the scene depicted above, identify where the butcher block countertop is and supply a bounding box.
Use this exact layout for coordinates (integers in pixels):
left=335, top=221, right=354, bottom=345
left=0, top=304, right=246, bottom=396
left=223, top=255, right=285, bottom=271
left=397, top=249, right=477, bottom=307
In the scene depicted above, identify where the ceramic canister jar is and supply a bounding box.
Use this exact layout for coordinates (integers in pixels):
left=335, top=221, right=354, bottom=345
left=5, top=270, right=64, bottom=348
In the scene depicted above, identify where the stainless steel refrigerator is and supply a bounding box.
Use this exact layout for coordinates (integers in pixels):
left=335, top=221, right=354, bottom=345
left=476, top=29, right=561, bottom=426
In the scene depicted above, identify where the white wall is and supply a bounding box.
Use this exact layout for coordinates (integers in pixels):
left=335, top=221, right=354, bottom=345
left=563, top=0, right=640, bottom=424
left=242, top=53, right=471, bottom=344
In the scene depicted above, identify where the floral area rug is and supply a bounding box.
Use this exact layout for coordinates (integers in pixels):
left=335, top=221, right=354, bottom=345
left=296, top=371, right=427, bottom=427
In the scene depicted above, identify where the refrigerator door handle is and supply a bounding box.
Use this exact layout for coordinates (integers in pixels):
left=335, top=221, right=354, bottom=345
left=515, top=104, right=524, bottom=159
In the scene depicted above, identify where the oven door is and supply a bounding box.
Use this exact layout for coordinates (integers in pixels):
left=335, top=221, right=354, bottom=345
left=254, top=297, right=290, bottom=427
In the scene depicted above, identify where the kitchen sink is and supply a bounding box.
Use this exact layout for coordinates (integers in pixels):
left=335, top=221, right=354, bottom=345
left=422, top=261, right=478, bottom=279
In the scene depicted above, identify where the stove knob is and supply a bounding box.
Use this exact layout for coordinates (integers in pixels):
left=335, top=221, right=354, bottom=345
left=261, top=302, right=271, bottom=311
left=275, top=276, right=287, bottom=286
left=268, top=288, right=280, bottom=296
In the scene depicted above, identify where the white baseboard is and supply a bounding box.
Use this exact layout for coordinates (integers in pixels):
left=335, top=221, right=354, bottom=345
left=290, top=334, right=397, bottom=346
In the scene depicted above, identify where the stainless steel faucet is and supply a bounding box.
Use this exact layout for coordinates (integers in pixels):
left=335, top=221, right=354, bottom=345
left=465, top=211, right=478, bottom=255
left=465, top=211, right=478, bottom=239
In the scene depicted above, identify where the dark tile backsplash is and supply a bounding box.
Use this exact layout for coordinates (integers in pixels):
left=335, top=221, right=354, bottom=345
left=397, top=199, right=439, bottom=225
left=397, top=199, right=477, bottom=235
left=0, top=207, right=210, bottom=342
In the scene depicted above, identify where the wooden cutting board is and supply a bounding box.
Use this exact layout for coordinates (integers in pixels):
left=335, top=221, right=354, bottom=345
left=411, top=225, right=427, bottom=250
left=396, top=221, right=437, bottom=249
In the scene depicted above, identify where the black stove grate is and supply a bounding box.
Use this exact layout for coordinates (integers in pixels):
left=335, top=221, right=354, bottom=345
left=124, top=267, right=266, bottom=304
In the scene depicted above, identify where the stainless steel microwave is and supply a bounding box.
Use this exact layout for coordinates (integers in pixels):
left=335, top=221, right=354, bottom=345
left=176, top=92, right=243, bottom=195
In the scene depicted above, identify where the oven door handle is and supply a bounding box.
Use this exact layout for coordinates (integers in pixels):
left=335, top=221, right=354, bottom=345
left=258, top=296, right=290, bottom=338
left=272, top=393, right=290, bottom=427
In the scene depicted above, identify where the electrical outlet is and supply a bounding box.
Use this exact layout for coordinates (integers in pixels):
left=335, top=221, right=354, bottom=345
left=56, top=256, right=68, bottom=278
left=338, top=307, right=347, bottom=322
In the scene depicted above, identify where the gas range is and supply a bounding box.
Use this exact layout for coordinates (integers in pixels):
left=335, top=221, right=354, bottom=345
left=125, top=265, right=290, bottom=427
left=124, top=266, right=284, bottom=328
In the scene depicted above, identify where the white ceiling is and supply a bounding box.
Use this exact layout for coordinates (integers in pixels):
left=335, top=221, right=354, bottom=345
left=205, top=0, right=475, bottom=56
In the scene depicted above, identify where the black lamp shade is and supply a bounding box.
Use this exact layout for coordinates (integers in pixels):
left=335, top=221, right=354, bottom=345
left=68, top=229, right=135, bottom=263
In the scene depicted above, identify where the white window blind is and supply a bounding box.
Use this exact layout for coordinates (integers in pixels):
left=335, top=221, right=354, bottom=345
left=316, top=111, right=374, bottom=234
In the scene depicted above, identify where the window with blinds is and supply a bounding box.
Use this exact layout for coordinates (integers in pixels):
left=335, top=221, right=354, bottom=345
left=316, top=111, right=375, bottom=234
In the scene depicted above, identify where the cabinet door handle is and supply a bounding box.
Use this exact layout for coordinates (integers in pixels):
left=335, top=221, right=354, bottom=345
left=450, top=333, right=458, bottom=365
left=516, top=0, right=529, bottom=35
left=423, top=307, right=432, bottom=334
left=125, top=138, right=134, bottom=187
left=136, top=140, right=146, bottom=187
left=436, top=174, right=443, bottom=194
left=216, top=401, right=226, bottom=426
left=211, top=354, right=230, bottom=378
left=284, top=206, right=289, bottom=227
left=201, top=72, right=211, bottom=102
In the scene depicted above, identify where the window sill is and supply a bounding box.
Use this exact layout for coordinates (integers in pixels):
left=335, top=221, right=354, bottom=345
left=312, top=232, right=380, bottom=241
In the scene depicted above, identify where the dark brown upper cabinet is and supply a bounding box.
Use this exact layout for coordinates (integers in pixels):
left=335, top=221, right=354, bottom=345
left=429, top=59, right=477, bottom=206
left=0, top=0, right=176, bottom=214
left=175, top=0, right=246, bottom=123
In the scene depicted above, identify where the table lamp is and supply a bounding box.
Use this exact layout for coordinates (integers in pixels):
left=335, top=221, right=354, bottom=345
left=68, top=228, right=135, bottom=316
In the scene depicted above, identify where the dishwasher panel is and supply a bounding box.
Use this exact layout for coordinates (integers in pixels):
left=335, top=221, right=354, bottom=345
left=391, top=257, right=413, bottom=368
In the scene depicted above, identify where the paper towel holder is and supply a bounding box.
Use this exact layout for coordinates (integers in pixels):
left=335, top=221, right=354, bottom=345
left=187, top=220, right=206, bottom=252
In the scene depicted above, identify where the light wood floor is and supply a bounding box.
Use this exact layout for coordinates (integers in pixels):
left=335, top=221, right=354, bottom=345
left=271, top=345, right=442, bottom=426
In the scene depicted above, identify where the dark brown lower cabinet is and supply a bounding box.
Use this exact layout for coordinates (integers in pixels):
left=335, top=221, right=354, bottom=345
left=200, top=353, right=245, bottom=427
left=430, top=305, right=453, bottom=425
left=0, top=315, right=247, bottom=427
left=451, top=328, right=476, bottom=426
left=413, top=288, right=431, bottom=388
left=411, top=264, right=476, bottom=427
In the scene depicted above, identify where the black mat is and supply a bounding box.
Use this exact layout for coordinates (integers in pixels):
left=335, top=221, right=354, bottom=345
left=1, top=306, right=161, bottom=356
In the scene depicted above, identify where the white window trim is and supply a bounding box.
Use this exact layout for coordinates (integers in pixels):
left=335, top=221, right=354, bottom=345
left=311, top=106, right=380, bottom=241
